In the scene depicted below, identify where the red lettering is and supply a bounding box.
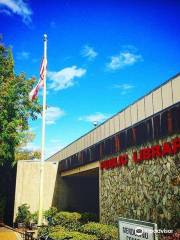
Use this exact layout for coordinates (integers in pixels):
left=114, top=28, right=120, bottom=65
left=139, top=150, right=144, bottom=161
left=100, top=161, right=105, bottom=170
left=133, top=151, right=143, bottom=163
left=118, top=156, right=123, bottom=166
left=172, top=137, right=180, bottom=154
left=142, top=148, right=152, bottom=160
left=106, top=160, right=110, bottom=169
left=151, top=145, right=162, bottom=158
left=162, top=142, right=173, bottom=156
left=110, top=158, right=117, bottom=169
left=118, top=154, right=128, bottom=166
left=121, top=154, right=128, bottom=166
left=101, top=137, right=180, bottom=170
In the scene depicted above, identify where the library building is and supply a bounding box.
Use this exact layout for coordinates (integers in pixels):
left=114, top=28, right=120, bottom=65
left=14, top=73, right=180, bottom=230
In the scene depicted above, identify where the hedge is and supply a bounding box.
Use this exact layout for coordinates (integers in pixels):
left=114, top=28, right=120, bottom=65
left=38, top=225, right=65, bottom=238
left=53, top=212, right=82, bottom=231
left=50, top=230, right=98, bottom=240
left=81, top=222, right=118, bottom=240
left=80, top=212, right=98, bottom=224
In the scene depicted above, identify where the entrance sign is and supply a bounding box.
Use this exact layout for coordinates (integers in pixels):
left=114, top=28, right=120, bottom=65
left=118, top=217, right=158, bottom=240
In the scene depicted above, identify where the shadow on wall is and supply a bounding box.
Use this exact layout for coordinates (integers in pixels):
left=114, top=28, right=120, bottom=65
left=52, top=166, right=99, bottom=217
left=0, top=164, right=17, bottom=226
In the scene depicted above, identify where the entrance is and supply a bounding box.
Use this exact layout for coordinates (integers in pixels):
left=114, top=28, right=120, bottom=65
left=54, top=167, right=99, bottom=217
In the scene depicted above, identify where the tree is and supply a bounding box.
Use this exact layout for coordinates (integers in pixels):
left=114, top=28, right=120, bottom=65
left=0, top=38, right=41, bottom=224
left=0, top=41, right=41, bottom=166
left=15, top=131, right=41, bottom=161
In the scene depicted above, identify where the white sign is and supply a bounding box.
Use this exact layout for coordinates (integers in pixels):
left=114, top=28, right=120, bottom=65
left=118, top=218, right=158, bottom=240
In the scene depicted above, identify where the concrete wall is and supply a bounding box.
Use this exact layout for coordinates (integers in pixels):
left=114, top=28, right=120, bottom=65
left=13, top=160, right=58, bottom=221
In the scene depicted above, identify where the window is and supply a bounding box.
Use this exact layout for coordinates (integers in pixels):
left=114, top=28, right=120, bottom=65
left=153, top=115, right=161, bottom=139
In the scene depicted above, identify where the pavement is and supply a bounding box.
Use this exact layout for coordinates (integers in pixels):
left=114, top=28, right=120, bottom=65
left=0, top=226, right=22, bottom=240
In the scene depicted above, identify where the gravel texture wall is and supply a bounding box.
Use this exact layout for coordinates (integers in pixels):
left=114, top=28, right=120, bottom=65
left=100, top=135, right=180, bottom=230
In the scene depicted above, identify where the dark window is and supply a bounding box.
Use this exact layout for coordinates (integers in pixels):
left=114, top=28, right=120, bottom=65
left=87, top=148, right=91, bottom=162
left=172, top=105, right=180, bottom=133
left=126, top=129, right=133, bottom=147
left=111, top=136, right=116, bottom=154
left=100, top=142, right=105, bottom=159
left=153, top=115, right=161, bottom=139
left=136, top=122, right=147, bottom=145
left=120, top=131, right=126, bottom=150
left=160, top=112, right=168, bottom=137
left=132, top=127, right=137, bottom=145
left=146, top=119, right=153, bottom=142
left=114, top=134, right=121, bottom=153
left=96, top=143, right=101, bottom=161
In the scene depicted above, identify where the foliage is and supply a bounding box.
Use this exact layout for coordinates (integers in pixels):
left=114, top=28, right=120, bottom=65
left=44, top=207, right=58, bottom=220
left=15, top=149, right=41, bottom=161
left=38, top=225, right=65, bottom=238
left=81, top=222, right=118, bottom=240
left=80, top=212, right=98, bottom=224
left=15, top=131, right=41, bottom=161
left=53, top=211, right=82, bottom=231
left=30, top=211, right=38, bottom=224
left=15, top=204, right=31, bottom=225
left=38, top=210, right=117, bottom=240
left=50, top=230, right=98, bottom=240
left=0, top=40, right=41, bottom=166
left=38, top=225, right=50, bottom=238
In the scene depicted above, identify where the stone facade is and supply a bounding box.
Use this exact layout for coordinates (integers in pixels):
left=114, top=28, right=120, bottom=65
left=100, top=135, right=180, bottom=229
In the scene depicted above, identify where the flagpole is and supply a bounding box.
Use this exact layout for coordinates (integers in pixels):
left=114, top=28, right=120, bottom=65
left=38, top=34, right=47, bottom=226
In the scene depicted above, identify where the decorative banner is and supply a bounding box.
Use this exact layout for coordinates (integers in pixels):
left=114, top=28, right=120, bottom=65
left=100, top=137, right=180, bottom=170
left=118, top=217, right=158, bottom=240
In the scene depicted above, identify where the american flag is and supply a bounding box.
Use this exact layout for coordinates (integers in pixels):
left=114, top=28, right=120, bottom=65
left=29, top=58, right=47, bottom=101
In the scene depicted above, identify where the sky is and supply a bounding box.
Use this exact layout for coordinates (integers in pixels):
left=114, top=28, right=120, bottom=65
left=0, top=0, right=180, bottom=158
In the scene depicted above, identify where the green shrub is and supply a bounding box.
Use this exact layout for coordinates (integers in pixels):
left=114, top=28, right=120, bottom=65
left=49, top=225, right=66, bottom=233
left=80, top=213, right=98, bottom=224
left=30, top=211, right=38, bottom=224
left=38, top=225, right=66, bottom=238
left=49, top=230, right=71, bottom=240
left=50, top=230, right=98, bottom=240
left=38, top=226, right=50, bottom=238
left=53, top=211, right=82, bottom=231
left=44, top=207, right=58, bottom=224
left=15, top=204, right=31, bottom=225
left=82, top=222, right=118, bottom=240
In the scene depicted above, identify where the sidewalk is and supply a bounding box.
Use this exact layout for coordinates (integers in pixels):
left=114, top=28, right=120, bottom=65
left=0, top=227, right=22, bottom=240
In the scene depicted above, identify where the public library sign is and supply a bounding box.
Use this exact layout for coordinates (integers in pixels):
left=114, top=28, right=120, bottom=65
left=100, top=137, right=180, bottom=170
left=118, top=218, right=158, bottom=240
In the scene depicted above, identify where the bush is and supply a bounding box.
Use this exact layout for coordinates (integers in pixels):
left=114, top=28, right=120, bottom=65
left=53, top=212, right=82, bottom=231
left=38, top=225, right=50, bottom=238
left=15, top=204, right=31, bottom=225
left=80, top=213, right=98, bottom=224
left=81, top=222, right=118, bottom=240
left=44, top=207, right=58, bottom=224
left=30, top=211, right=38, bottom=224
left=38, top=225, right=65, bottom=238
left=50, top=230, right=98, bottom=240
